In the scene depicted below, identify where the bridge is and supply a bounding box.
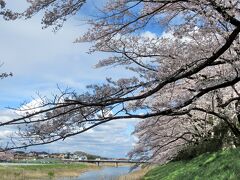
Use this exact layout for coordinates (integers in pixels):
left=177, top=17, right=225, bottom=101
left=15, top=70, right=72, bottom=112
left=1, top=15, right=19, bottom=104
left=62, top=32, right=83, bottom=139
left=64, top=159, right=146, bottom=167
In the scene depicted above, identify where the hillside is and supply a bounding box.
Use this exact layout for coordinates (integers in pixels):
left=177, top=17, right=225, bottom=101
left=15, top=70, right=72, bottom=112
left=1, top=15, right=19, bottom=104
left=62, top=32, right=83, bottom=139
left=143, top=148, right=240, bottom=180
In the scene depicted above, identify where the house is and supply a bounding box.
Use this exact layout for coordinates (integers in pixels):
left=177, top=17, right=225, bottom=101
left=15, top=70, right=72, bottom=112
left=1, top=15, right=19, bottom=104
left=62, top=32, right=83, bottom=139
left=49, top=153, right=65, bottom=159
left=64, top=152, right=72, bottom=159
left=72, top=154, right=79, bottom=160
left=28, top=151, right=38, bottom=158
left=78, top=155, right=88, bottom=161
left=63, top=152, right=88, bottom=161
left=37, top=152, right=49, bottom=159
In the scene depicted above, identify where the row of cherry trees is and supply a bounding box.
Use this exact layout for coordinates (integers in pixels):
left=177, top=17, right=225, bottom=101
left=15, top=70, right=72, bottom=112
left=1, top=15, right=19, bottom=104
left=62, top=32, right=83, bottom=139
left=1, top=0, right=240, bottom=163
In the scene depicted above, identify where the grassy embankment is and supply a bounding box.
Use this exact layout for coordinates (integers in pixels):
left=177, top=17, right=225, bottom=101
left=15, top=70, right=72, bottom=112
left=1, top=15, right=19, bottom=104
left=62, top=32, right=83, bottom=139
left=0, top=163, right=98, bottom=180
left=143, top=147, right=240, bottom=180
left=118, top=167, right=151, bottom=180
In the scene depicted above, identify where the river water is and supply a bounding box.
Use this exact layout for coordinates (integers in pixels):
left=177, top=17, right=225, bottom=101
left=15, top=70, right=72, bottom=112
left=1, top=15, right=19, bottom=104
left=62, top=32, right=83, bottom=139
left=60, top=166, right=132, bottom=180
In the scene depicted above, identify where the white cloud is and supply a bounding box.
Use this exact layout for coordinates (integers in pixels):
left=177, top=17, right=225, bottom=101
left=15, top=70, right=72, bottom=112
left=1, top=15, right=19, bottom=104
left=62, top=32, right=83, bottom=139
left=161, top=31, right=175, bottom=39
left=0, top=109, right=18, bottom=123
left=0, top=130, right=13, bottom=138
left=141, top=31, right=157, bottom=39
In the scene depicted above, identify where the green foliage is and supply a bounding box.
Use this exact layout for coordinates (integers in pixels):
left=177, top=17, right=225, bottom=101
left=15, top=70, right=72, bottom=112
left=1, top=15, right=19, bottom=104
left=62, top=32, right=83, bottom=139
left=143, top=148, right=240, bottom=180
left=174, top=120, right=238, bottom=161
left=48, top=171, right=54, bottom=178
left=173, top=138, right=223, bottom=161
left=12, top=158, right=63, bottom=164
left=13, top=163, right=87, bottom=170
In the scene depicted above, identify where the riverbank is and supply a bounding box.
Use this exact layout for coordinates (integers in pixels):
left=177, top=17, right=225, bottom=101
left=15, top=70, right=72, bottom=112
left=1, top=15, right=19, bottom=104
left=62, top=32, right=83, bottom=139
left=143, top=148, right=240, bottom=179
left=118, top=167, right=152, bottom=180
left=118, top=169, right=147, bottom=180
left=0, top=163, right=98, bottom=180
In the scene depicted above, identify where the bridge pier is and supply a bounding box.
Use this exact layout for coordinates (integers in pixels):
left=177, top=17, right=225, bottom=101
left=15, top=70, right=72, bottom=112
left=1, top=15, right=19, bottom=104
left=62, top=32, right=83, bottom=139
left=115, top=162, right=118, bottom=167
left=97, top=161, right=100, bottom=166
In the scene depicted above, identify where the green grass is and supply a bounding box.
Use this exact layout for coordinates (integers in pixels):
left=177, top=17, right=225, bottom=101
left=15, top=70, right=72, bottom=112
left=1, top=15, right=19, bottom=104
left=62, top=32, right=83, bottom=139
left=143, top=148, right=240, bottom=180
left=10, top=163, right=88, bottom=170
left=11, top=158, right=64, bottom=164
left=0, top=163, right=93, bottom=180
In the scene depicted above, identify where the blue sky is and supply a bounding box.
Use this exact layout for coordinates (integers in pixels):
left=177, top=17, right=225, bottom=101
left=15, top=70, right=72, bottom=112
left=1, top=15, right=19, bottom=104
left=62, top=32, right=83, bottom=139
left=0, top=0, right=140, bottom=158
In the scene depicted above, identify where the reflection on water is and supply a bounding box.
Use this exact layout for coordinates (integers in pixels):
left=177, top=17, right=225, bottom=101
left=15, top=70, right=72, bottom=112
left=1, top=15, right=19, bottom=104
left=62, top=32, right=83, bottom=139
left=60, top=166, right=132, bottom=180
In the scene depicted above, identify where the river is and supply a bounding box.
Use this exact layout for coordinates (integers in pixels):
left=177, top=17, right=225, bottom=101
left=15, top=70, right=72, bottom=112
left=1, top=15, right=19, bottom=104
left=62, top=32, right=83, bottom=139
left=60, top=166, right=132, bottom=180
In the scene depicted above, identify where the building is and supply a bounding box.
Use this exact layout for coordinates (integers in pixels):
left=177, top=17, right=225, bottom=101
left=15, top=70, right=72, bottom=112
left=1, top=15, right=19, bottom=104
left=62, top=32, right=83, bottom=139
left=50, top=153, right=65, bottom=159
left=37, top=152, right=49, bottom=159
left=78, top=155, right=88, bottom=161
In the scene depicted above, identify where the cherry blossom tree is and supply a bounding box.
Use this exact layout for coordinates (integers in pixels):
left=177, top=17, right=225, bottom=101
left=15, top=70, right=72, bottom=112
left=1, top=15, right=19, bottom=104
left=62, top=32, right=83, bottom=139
left=0, top=1, right=240, bottom=163
left=0, top=0, right=86, bottom=31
